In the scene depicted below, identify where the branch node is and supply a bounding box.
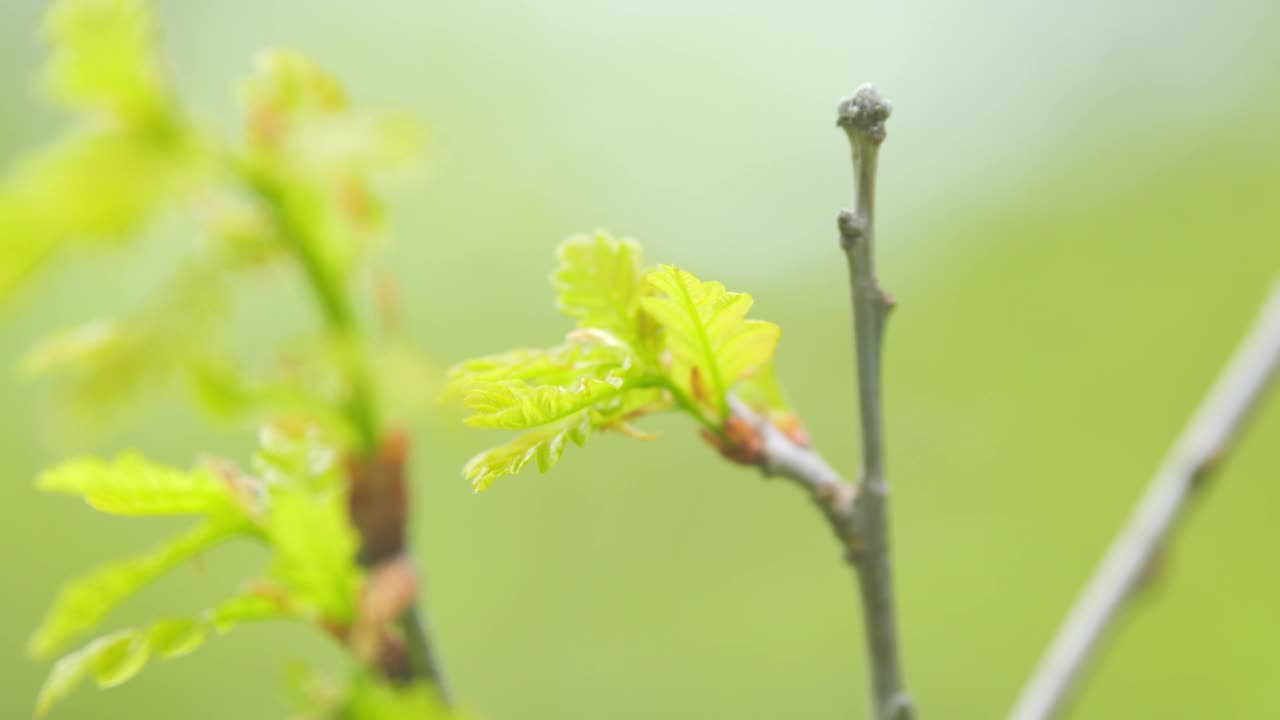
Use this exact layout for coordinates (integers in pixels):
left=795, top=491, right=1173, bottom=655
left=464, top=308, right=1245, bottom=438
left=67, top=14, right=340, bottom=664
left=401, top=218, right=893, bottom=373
left=838, top=209, right=866, bottom=250
left=844, top=542, right=868, bottom=567
left=879, top=287, right=897, bottom=314
left=699, top=417, right=766, bottom=467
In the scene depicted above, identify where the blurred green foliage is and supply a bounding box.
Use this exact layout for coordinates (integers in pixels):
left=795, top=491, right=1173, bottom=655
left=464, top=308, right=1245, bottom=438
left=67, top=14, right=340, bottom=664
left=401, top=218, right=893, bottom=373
left=1, top=0, right=1278, bottom=719
left=4, top=0, right=448, bottom=716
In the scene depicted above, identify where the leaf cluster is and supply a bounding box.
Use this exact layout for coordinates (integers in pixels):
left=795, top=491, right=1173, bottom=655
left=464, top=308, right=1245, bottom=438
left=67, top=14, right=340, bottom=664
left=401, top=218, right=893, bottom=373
left=28, top=425, right=369, bottom=715
left=448, top=232, right=794, bottom=490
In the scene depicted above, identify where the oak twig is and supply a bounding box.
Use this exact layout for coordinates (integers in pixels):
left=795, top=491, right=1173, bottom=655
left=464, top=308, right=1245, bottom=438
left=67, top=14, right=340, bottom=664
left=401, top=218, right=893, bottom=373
left=1010, top=280, right=1280, bottom=720
left=723, top=84, right=911, bottom=720
left=836, top=83, right=913, bottom=720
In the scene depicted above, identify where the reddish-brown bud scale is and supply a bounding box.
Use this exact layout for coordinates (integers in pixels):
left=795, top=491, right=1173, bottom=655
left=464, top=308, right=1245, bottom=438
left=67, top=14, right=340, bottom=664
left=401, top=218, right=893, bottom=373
left=700, top=415, right=766, bottom=466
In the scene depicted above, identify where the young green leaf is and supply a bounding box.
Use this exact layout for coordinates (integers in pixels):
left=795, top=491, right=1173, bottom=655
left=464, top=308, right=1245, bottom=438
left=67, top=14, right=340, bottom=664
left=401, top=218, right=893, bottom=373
left=43, top=0, right=172, bottom=123
left=236, top=49, right=423, bottom=285
left=36, top=630, right=136, bottom=717
left=91, top=631, right=150, bottom=688
left=208, top=592, right=291, bottom=631
left=446, top=342, right=630, bottom=398
left=339, top=674, right=456, bottom=720
left=553, top=232, right=644, bottom=338
left=0, top=0, right=208, bottom=309
left=463, top=411, right=594, bottom=492
left=452, top=239, right=790, bottom=491
left=145, top=619, right=206, bottom=659
left=239, top=49, right=423, bottom=175
left=462, top=387, right=666, bottom=492
left=265, top=488, right=362, bottom=623
left=0, top=129, right=204, bottom=307
left=450, top=338, right=669, bottom=490
left=462, top=373, right=636, bottom=429
left=239, top=49, right=347, bottom=120
left=452, top=344, right=665, bottom=490
left=19, top=261, right=228, bottom=423
left=640, top=265, right=780, bottom=416
left=28, top=519, right=243, bottom=659
left=35, top=595, right=289, bottom=717
left=36, top=452, right=241, bottom=518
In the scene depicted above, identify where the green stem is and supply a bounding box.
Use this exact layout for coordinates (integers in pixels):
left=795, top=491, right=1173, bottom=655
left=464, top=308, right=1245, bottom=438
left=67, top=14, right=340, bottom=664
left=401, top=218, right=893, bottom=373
left=242, top=170, right=379, bottom=452
left=239, top=164, right=449, bottom=699
left=653, top=376, right=724, bottom=438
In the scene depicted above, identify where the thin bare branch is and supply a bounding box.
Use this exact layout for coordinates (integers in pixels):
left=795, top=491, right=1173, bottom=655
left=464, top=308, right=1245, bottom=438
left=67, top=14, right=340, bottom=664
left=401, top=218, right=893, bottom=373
left=836, top=83, right=914, bottom=720
left=729, top=85, right=914, bottom=720
left=1010, top=279, right=1280, bottom=720
left=727, top=396, right=860, bottom=548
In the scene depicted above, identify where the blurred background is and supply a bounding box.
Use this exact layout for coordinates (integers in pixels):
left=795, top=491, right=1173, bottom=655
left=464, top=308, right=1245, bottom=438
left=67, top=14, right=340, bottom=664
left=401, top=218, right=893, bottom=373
left=2, top=0, right=1279, bottom=717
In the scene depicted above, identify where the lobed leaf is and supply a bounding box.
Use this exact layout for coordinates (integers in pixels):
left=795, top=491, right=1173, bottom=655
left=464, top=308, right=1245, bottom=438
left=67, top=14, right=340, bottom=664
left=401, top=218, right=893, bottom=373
left=463, top=387, right=667, bottom=492
left=239, top=49, right=348, bottom=121
left=36, top=451, right=241, bottom=518
left=19, top=260, right=228, bottom=424
left=463, top=411, right=593, bottom=492
left=452, top=342, right=668, bottom=490
left=446, top=343, right=628, bottom=398
left=0, top=129, right=203, bottom=307
left=239, top=49, right=423, bottom=174
left=0, top=0, right=204, bottom=308
left=237, top=50, right=423, bottom=285
left=36, top=630, right=138, bottom=716
left=265, top=488, right=362, bottom=623
left=453, top=241, right=790, bottom=491
left=28, top=519, right=243, bottom=659
left=43, top=0, right=172, bottom=123
left=553, top=232, right=644, bottom=339
left=462, top=373, right=635, bottom=430
left=641, top=265, right=780, bottom=416
left=35, top=594, right=289, bottom=716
